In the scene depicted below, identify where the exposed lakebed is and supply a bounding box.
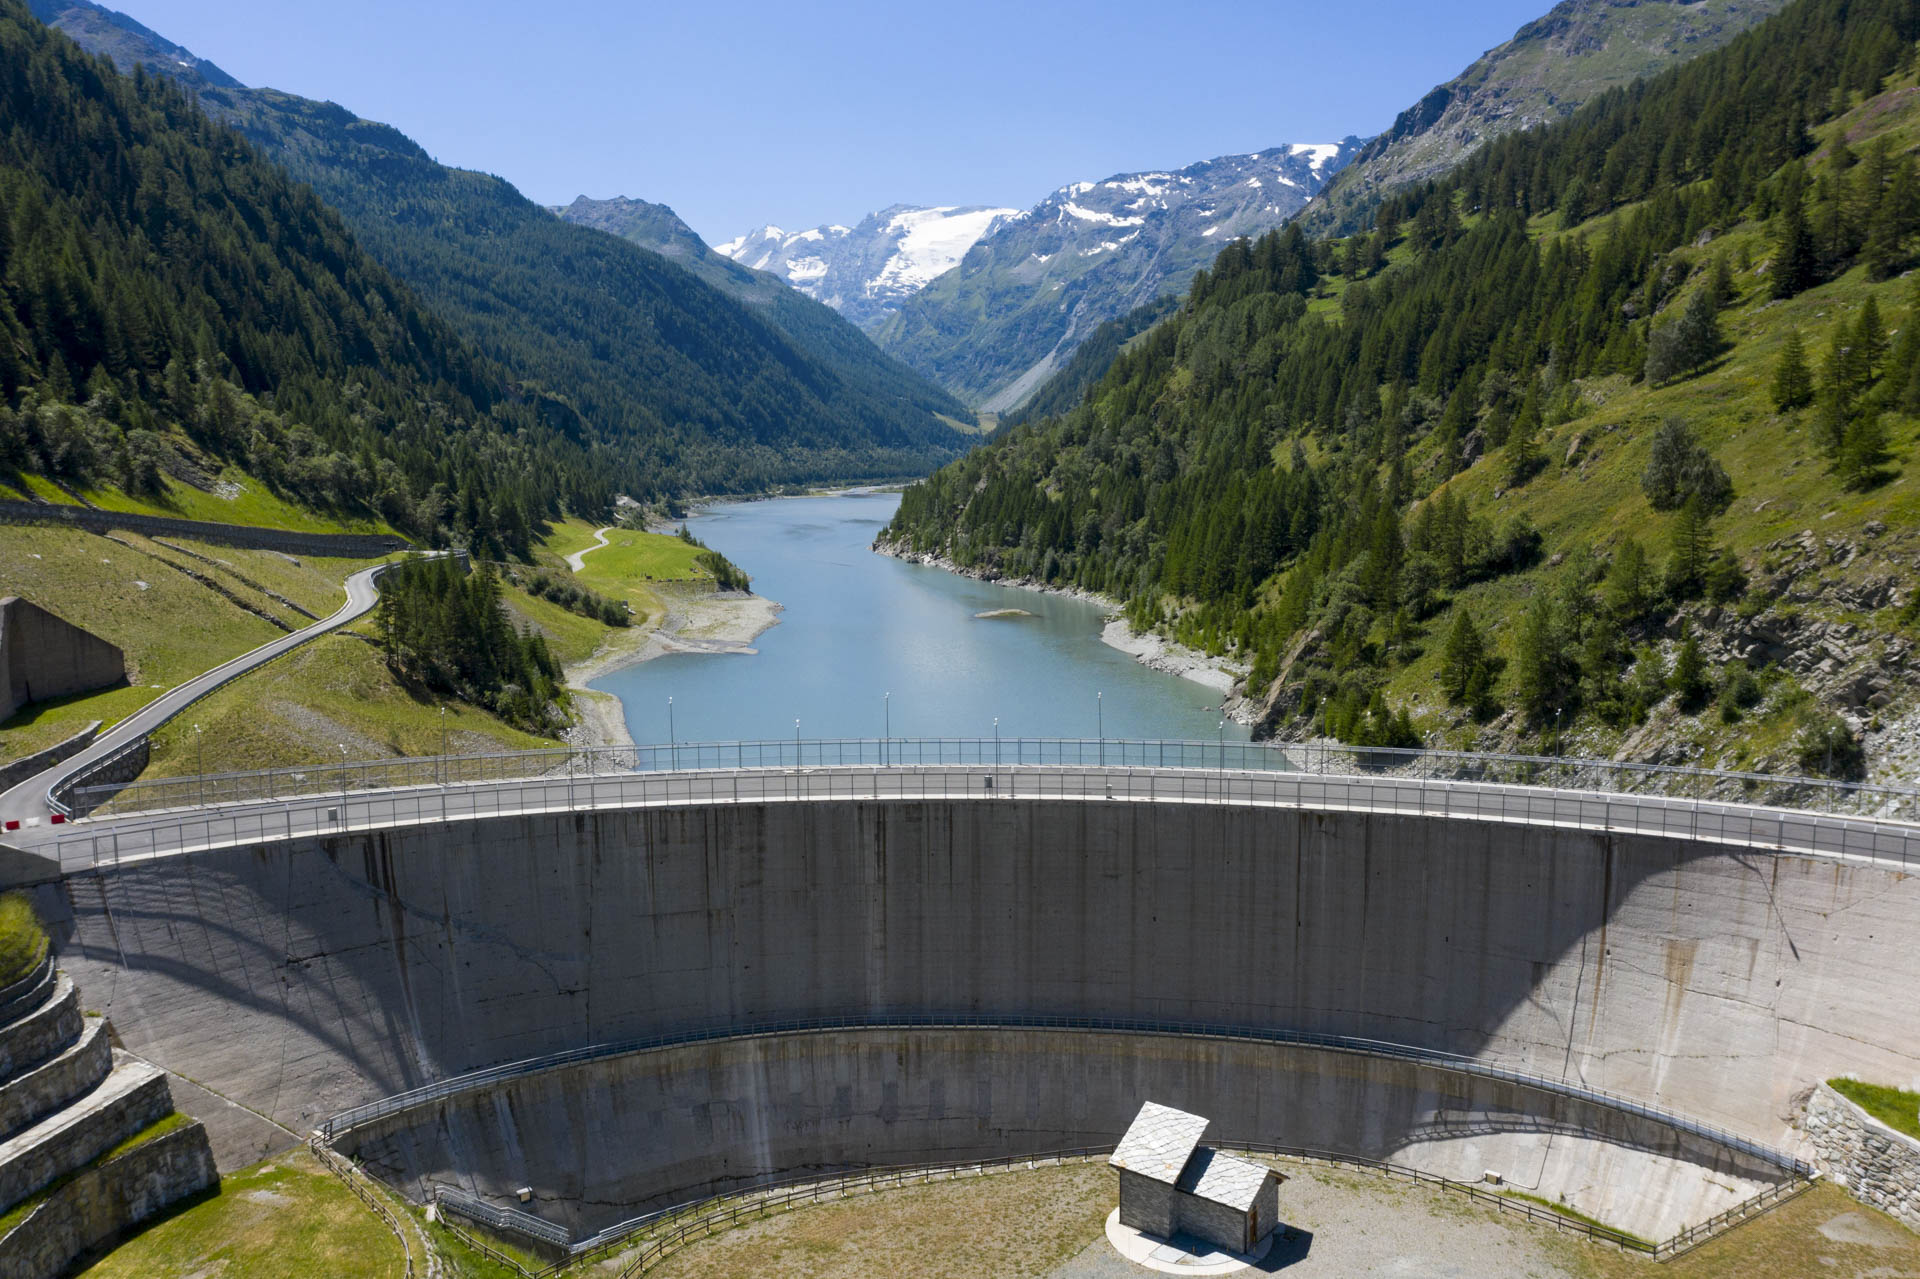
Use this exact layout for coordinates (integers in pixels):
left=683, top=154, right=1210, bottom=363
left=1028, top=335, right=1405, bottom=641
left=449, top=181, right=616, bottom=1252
left=590, top=491, right=1252, bottom=746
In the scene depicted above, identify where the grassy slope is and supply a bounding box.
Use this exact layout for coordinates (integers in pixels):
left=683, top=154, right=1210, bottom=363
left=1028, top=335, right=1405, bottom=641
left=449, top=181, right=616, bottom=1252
left=1828, top=1078, right=1920, bottom=1140
left=1347, top=86, right=1920, bottom=769
left=0, top=523, right=378, bottom=761
left=0, top=499, right=728, bottom=776
left=75, top=1147, right=405, bottom=1279
left=0, top=893, right=46, bottom=987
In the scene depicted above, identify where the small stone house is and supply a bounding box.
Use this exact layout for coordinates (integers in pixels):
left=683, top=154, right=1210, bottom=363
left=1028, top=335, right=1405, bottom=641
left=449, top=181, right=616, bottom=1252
left=1109, top=1101, right=1281, bottom=1255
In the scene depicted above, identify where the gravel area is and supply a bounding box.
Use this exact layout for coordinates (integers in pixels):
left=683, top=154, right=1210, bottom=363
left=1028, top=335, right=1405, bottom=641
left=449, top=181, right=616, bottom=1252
left=1046, top=1164, right=1582, bottom=1279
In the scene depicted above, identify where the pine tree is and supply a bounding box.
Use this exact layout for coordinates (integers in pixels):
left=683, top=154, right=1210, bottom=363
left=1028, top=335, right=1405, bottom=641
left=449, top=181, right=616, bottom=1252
left=1838, top=413, right=1892, bottom=490
left=1772, top=329, right=1814, bottom=410
left=1664, top=500, right=1714, bottom=600
left=1669, top=626, right=1709, bottom=711
left=1772, top=181, right=1816, bottom=299
left=1603, top=538, right=1653, bottom=623
left=1439, top=608, right=1487, bottom=706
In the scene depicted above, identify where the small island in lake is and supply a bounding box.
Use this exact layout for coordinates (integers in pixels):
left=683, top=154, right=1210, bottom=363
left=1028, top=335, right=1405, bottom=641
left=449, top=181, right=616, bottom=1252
left=974, top=608, right=1034, bottom=620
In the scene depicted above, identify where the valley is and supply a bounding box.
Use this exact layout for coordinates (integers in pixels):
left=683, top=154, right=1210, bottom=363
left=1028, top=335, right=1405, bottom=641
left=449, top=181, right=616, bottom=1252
left=5, top=1, right=1920, bottom=1278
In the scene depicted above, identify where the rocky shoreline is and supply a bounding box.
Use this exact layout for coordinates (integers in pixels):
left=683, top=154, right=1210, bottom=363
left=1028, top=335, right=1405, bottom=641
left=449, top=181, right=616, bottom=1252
left=874, top=538, right=1259, bottom=723
left=563, top=584, right=784, bottom=748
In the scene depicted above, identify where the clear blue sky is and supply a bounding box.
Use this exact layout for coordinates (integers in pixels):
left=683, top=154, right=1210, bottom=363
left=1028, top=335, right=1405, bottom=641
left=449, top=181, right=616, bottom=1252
left=110, top=0, right=1551, bottom=243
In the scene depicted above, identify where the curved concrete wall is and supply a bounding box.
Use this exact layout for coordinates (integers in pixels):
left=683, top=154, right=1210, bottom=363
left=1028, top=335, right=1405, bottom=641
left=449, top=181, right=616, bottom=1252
left=33, top=798, right=1920, bottom=1217
left=342, top=1027, right=1790, bottom=1242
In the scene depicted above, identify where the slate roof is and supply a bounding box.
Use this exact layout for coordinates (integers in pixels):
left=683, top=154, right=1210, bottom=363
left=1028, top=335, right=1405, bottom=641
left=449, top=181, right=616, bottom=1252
left=1175, top=1146, right=1277, bottom=1212
left=1109, top=1101, right=1209, bottom=1184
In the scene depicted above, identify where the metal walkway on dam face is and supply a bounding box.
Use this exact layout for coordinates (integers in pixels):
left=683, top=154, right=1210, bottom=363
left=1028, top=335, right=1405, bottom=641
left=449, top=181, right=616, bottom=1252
left=13, top=737, right=1920, bottom=878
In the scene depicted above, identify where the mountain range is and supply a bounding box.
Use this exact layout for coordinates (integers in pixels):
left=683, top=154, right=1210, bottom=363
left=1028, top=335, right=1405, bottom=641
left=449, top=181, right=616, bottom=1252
left=1302, top=0, right=1790, bottom=235
left=29, top=0, right=973, bottom=494
left=872, top=143, right=1365, bottom=411
left=715, top=206, right=1020, bottom=329
left=883, top=0, right=1920, bottom=781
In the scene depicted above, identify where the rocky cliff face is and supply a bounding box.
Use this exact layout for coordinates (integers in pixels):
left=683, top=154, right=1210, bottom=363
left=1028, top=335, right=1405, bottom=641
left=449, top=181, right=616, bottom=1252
left=1302, top=0, right=1789, bottom=235
left=874, top=142, right=1364, bottom=411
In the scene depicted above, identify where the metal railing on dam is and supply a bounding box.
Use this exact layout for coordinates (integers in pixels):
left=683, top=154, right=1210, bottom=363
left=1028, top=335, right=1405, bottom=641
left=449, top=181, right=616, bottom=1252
left=67, top=736, right=1920, bottom=820
left=34, top=738, right=1920, bottom=873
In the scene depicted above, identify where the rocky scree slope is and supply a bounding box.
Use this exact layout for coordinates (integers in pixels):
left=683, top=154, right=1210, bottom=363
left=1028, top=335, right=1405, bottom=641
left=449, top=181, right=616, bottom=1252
left=874, top=143, right=1364, bottom=413
left=1302, top=0, right=1789, bottom=236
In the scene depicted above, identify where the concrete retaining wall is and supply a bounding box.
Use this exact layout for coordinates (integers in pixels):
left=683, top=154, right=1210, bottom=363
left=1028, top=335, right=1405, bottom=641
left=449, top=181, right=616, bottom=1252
left=33, top=798, right=1920, bottom=1233
left=1804, top=1084, right=1920, bottom=1231
left=0, top=500, right=407, bottom=558
left=340, top=1027, right=1789, bottom=1242
left=0, top=1120, right=217, bottom=1279
left=0, top=599, right=124, bottom=724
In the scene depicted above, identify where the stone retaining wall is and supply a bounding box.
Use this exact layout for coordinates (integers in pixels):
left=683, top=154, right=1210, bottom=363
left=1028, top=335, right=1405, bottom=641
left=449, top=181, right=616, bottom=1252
left=0, top=724, right=100, bottom=794
left=0, top=499, right=408, bottom=558
left=0, top=1121, right=217, bottom=1279
left=1804, top=1083, right=1920, bottom=1231
left=0, top=1018, right=111, bottom=1141
left=0, top=978, right=76, bottom=1079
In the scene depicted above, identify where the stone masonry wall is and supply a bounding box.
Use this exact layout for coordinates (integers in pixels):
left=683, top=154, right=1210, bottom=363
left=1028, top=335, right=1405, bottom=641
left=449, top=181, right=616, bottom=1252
left=0, top=1121, right=217, bottom=1279
left=1804, top=1083, right=1920, bottom=1232
left=0, top=500, right=408, bottom=558
left=0, top=723, right=99, bottom=793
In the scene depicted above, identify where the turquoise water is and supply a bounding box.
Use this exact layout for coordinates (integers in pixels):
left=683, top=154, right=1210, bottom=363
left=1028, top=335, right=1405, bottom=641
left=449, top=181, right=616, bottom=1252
left=590, top=491, right=1253, bottom=747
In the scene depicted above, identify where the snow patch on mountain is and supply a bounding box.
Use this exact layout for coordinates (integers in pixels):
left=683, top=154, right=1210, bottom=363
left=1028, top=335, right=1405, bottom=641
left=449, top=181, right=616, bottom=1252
left=874, top=206, right=1015, bottom=293
left=716, top=203, right=1016, bottom=328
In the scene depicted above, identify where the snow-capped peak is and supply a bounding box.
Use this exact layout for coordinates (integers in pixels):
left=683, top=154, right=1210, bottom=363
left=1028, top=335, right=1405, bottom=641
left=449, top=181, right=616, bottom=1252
left=713, top=204, right=1016, bottom=327
left=1289, top=143, right=1343, bottom=171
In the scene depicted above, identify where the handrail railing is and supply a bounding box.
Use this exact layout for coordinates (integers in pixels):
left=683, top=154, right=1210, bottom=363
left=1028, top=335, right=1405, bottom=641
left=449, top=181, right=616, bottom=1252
left=48, top=757, right=1920, bottom=874
left=69, top=737, right=1920, bottom=822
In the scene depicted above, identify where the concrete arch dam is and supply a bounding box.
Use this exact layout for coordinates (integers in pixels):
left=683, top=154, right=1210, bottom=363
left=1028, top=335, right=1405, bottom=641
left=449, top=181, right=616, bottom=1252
left=31, top=788, right=1920, bottom=1241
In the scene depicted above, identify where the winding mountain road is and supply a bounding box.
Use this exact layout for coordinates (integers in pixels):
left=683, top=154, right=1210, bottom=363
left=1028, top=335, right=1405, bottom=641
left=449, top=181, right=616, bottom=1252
left=564, top=527, right=612, bottom=573
left=0, top=558, right=403, bottom=827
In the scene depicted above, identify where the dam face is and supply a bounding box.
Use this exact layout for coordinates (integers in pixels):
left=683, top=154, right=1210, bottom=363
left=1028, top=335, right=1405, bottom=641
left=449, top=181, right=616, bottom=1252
left=33, top=795, right=1920, bottom=1238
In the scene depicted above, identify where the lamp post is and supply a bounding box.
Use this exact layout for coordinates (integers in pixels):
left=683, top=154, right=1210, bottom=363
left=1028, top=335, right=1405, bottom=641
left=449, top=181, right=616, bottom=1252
left=884, top=691, right=891, bottom=766
left=993, top=717, right=1000, bottom=768
left=193, top=723, right=203, bottom=807
left=1218, top=718, right=1226, bottom=775
left=795, top=718, right=801, bottom=766
left=1097, top=691, right=1104, bottom=767
left=668, top=696, right=675, bottom=769
left=439, top=706, right=447, bottom=784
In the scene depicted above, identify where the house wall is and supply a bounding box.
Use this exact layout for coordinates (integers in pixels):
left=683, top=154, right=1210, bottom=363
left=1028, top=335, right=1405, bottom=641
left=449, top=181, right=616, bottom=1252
left=1117, top=1167, right=1175, bottom=1237
left=1175, top=1187, right=1249, bottom=1253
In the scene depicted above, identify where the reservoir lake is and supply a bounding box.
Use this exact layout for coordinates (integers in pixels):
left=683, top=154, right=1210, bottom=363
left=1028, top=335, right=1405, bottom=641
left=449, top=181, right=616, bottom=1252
left=590, top=491, right=1255, bottom=747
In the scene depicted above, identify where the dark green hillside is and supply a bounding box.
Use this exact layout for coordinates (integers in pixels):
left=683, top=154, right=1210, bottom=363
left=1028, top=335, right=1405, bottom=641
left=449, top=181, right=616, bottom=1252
left=885, top=0, right=1920, bottom=779
left=33, top=0, right=972, bottom=495
left=0, top=0, right=598, bottom=552
left=195, top=90, right=971, bottom=491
